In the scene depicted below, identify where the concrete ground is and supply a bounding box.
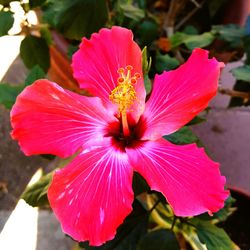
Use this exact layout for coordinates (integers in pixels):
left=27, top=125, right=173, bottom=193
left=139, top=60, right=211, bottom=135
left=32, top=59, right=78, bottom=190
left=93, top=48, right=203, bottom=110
left=0, top=35, right=250, bottom=250
left=192, top=61, right=250, bottom=193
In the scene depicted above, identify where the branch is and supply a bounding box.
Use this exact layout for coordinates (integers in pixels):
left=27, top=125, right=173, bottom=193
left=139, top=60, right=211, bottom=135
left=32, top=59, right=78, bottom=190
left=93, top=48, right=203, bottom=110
left=175, top=0, right=206, bottom=30
left=218, top=87, right=250, bottom=103
left=164, top=0, right=188, bottom=36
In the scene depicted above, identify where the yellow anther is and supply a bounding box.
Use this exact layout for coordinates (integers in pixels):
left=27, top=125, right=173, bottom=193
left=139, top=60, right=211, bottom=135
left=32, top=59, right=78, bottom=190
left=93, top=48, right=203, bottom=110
left=130, top=78, right=137, bottom=84
left=118, top=77, right=125, bottom=83
left=117, top=68, right=125, bottom=74
left=134, top=73, right=141, bottom=79
left=109, top=65, right=140, bottom=113
left=126, top=65, right=133, bottom=71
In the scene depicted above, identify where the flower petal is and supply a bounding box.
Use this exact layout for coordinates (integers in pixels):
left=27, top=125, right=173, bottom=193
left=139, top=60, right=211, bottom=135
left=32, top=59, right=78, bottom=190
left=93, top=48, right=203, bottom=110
left=140, top=48, right=224, bottom=140
left=11, top=79, right=116, bottom=157
left=72, top=26, right=145, bottom=123
left=48, top=139, right=134, bottom=246
left=126, top=139, right=228, bottom=216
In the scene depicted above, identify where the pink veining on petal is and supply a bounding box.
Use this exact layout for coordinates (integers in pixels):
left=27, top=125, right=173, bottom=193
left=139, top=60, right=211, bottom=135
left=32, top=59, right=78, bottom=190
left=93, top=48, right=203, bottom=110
left=72, top=26, right=146, bottom=123
left=48, top=138, right=134, bottom=246
left=10, top=79, right=116, bottom=158
left=140, top=48, right=224, bottom=140
left=127, top=139, right=229, bottom=216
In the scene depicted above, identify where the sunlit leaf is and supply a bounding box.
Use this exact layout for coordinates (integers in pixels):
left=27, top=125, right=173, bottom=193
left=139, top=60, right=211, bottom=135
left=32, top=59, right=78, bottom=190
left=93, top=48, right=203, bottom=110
left=0, top=11, right=14, bottom=36
left=185, top=32, right=215, bottom=50
left=142, top=46, right=152, bottom=94
left=170, top=32, right=215, bottom=50
left=169, top=32, right=187, bottom=48
left=231, top=65, right=250, bottom=82
left=120, top=3, right=145, bottom=22
left=192, top=219, right=235, bottom=250
left=142, top=46, right=151, bottom=75
left=22, top=172, right=53, bottom=207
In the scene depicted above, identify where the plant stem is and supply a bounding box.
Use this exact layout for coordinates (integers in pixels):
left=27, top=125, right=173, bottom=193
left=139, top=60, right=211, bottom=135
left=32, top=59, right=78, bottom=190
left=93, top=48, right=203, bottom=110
left=148, top=199, right=161, bottom=213
left=164, top=0, right=188, bottom=36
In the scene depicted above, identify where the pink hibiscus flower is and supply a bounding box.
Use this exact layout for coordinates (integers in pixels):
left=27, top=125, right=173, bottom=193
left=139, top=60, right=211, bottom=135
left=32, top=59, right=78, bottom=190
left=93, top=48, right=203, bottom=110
left=10, top=26, right=228, bottom=246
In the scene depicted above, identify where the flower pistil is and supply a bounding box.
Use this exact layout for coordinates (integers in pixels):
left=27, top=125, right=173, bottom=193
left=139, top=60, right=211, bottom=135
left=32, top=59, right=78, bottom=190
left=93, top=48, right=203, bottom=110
left=109, top=65, right=140, bottom=137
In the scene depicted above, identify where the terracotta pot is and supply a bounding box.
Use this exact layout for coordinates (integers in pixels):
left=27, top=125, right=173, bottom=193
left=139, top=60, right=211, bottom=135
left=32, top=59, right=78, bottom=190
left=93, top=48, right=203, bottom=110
left=221, top=187, right=250, bottom=249
left=220, top=0, right=250, bottom=26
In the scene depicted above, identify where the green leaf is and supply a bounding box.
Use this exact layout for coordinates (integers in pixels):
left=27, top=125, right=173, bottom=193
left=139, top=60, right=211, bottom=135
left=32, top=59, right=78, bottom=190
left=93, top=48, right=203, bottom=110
left=142, top=46, right=151, bottom=75
left=138, top=229, right=179, bottom=250
left=56, top=0, right=108, bottom=40
left=169, top=32, right=187, bottom=48
left=25, top=65, right=46, bottom=86
left=182, top=25, right=198, bottom=35
left=187, top=116, right=206, bottom=126
left=42, top=0, right=64, bottom=27
left=185, top=32, right=215, bottom=50
left=0, top=11, right=14, bottom=36
left=231, top=65, right=250, bottom=82
left=142, top=46, right=152, bottom=94
left=196, top=195, right=236, bottom=222
left=144, top=74, right=152, bottom=95
left=132, top=172, right=150, bottom=196
left=0, top=0, right=12, bottom=7
left=192, top=220, right=235, bottom=250
left=212, top=24, right=245, bottom=47
left=29, top=0, right=47, bottom=8
left=212, top=24, right=245, bottom=42
left=136, top=0, right=146, bottom=9
left=22, top=172, right=53, bottom=207
left=80, top=200, right=148, bottom=250
left=40, top=27, right=53, bottom=45
left=120, top=3, right=145, bottom=22
left=170, top=32, right=215, bottom=50
left=164, top=126, right=200, bottom=145
left=137, top=20, right=158, bottom=46
left=213, top=195, right=236, bottom=222
left=20, top=35, right=50, bottom=72
left=0, top=83, right=24, bottom=109
left=67, top=44, right=79, bottom=59
left=155, top=52, right=180, bottom=73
